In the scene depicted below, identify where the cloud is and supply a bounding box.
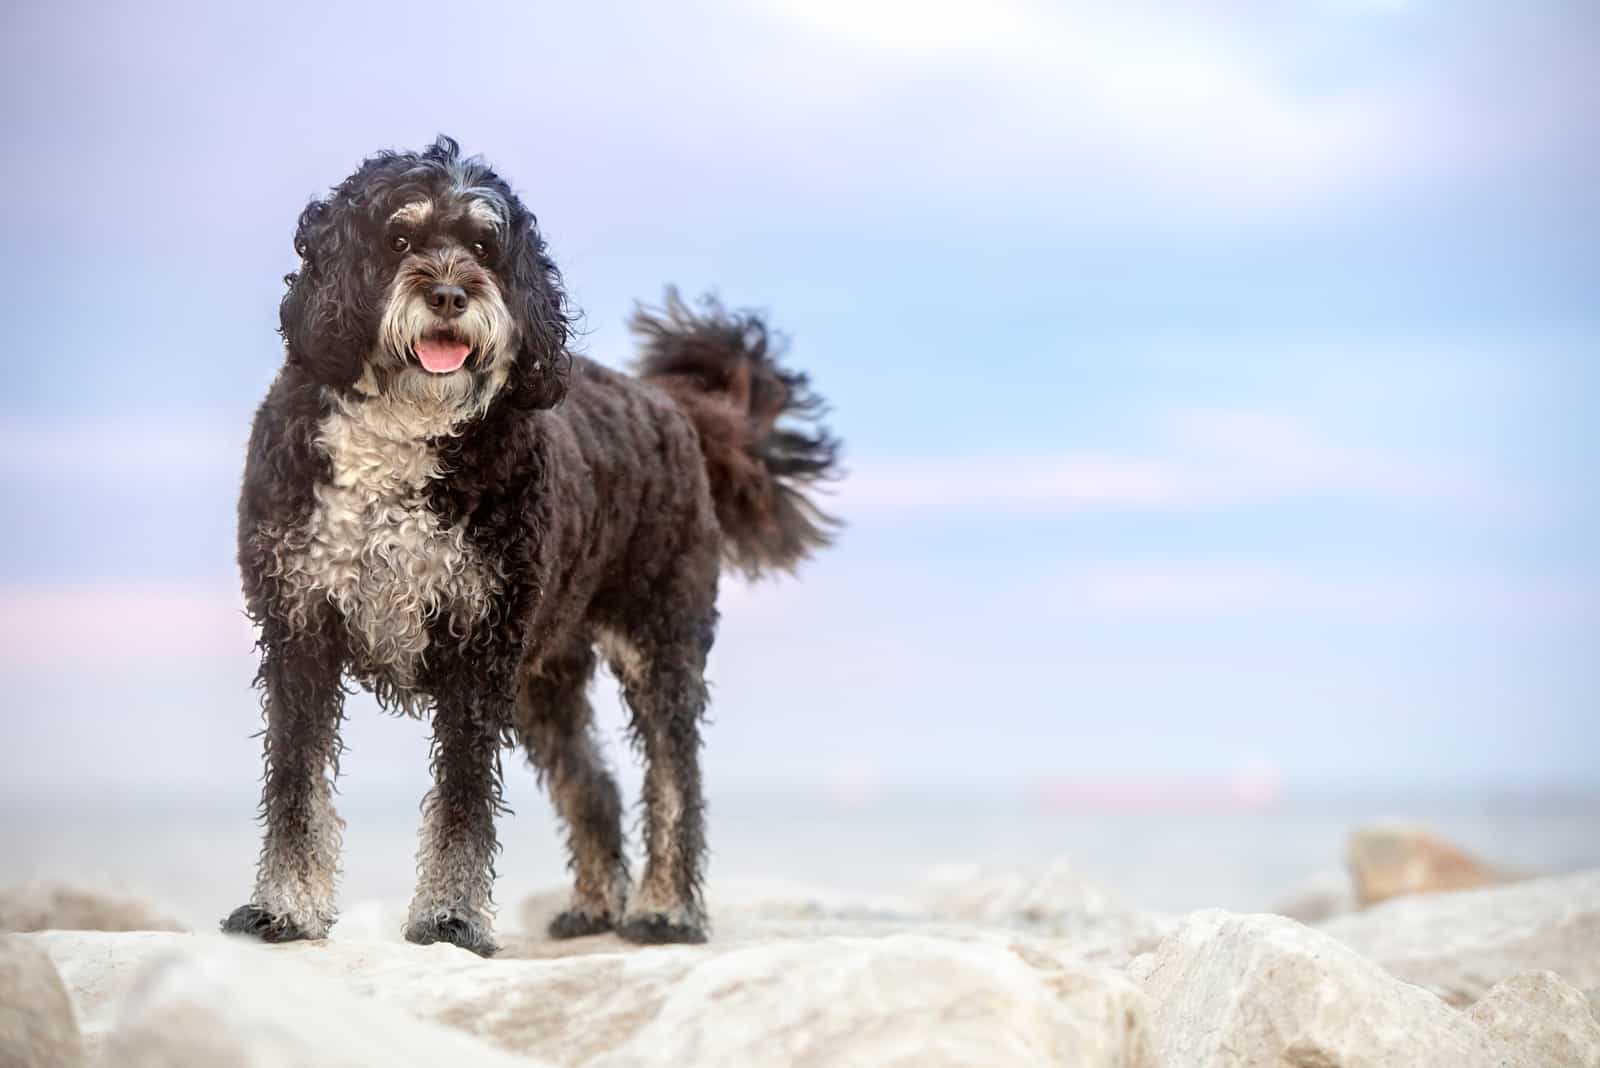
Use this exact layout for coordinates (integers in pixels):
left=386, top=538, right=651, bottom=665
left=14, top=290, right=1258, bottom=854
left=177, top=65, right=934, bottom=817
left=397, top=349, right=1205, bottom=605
left=1040, top=561, right=1597, bottom=625
left=9, top=559, right=1588, bottom=674
left=0, top=422, right=245, bottom=484
left=0, top=583, right=254, bottom=665
left=838, top=454, right=1182, bottom=513
left=751, top=0, right=1463, bottom=223
left=2, top=404, right=1539, bottom=530
left=837, top=406, right=1528, bottom=519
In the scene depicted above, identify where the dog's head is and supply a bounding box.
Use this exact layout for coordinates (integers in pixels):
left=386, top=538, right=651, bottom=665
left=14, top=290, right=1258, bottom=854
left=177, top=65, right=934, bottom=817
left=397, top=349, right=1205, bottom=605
left=279, top=135, right=570, bottom=422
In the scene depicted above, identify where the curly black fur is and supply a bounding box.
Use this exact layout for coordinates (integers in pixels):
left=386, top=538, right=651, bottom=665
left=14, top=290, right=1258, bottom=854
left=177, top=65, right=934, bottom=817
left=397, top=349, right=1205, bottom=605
left=632, top=290, right=842, bottom=577
left=278, top=136, right=569, bottom=410
left=223, top=136, right=841, bottom=953
left=221, top=904, right=316, bottom=944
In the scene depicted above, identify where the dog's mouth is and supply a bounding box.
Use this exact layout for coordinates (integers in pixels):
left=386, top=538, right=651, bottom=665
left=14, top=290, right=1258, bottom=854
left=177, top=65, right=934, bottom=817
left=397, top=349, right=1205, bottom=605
left=412, top=330, right=473, bottom=375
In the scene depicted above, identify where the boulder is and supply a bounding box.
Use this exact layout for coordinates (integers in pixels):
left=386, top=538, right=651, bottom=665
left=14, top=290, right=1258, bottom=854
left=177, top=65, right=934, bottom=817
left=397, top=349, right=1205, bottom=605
left=330, top=898, right=411, bottom=943
left=1130, top=910, right=1499, bottom=1067
left=29, top=933, right=537, bottom=1068
left=0, top=934, right=84, bottom=1068
left=1465, top=971, right=1600, bottom=1068
left=33, top=929, right=1155, bottom=1068
left=0, top=883, right=185, bottom=934
left=1268, top=867, right=1357, bottom=924
left=917, top=861, right=1175, bottom=965
left=517, top=880, right=918, bottom=952
left=518, top=867, right=1170, bottom=968
left=1133, top=910, right=1600, bottom=1068
left=1319, top=869, right=1600, bottom=1005
left=536, top=935, right=1155, bottom=1068
left=1346, top=825, right=1503, bottom=907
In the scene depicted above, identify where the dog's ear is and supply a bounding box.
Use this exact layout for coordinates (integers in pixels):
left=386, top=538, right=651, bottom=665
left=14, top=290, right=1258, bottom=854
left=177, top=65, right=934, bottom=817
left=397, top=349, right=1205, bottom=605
left=278, top=198, right=374, bottom=388
left=501, top=209, right=572, bottom=411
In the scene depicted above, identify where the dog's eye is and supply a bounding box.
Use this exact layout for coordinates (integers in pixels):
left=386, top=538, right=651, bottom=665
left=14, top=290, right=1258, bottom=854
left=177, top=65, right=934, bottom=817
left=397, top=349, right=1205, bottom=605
left=470, top=240, right=490, bottom=259
left=389, top=234, right=411, bottom=253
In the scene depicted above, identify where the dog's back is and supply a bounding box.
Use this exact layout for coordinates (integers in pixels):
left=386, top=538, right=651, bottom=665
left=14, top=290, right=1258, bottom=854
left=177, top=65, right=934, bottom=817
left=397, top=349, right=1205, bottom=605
left=509, top=291, right=843, bottom=665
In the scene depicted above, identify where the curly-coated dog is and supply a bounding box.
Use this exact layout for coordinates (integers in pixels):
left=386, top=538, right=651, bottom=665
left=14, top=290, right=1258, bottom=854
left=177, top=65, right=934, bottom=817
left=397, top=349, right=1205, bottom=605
left=222, top=135, right=839, bottom=955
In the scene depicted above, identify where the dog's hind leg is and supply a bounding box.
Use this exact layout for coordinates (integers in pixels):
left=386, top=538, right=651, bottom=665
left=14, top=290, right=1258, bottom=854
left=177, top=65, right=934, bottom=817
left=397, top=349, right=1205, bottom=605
left=515, top=644, right=630, bottom=939
left=222, top=631, right=347, bottom=943
left=606, top=617, right=715, bottom=945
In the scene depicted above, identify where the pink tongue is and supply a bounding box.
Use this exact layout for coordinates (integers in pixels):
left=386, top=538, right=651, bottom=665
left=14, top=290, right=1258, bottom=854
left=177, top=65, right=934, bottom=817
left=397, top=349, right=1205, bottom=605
left=414, top=338, right=470, bottom=373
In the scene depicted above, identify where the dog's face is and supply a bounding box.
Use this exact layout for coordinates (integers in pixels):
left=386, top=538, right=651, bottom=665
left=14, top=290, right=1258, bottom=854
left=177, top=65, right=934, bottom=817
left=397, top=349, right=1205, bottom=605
left=279, top=136, right=570, bottom=419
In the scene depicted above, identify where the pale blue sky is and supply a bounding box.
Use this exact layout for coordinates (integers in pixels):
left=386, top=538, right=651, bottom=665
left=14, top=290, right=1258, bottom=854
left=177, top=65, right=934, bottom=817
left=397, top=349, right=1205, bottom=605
left=1, top=0, right=1595, bottom=797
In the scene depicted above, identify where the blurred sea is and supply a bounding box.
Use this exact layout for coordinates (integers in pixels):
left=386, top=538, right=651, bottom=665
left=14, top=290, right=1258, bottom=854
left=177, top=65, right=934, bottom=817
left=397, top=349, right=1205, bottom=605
left=4, top=785, right=1596, bottom=929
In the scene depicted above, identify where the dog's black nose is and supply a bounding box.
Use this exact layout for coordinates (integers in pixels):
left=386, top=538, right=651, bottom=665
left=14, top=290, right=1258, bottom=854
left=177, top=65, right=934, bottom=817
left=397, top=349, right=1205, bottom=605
left=425, top=283, right=469, bottom=318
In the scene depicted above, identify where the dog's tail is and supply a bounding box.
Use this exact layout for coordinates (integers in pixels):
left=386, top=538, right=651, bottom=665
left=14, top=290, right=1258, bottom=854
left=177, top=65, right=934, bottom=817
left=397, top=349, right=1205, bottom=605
left=632, top=289, right=842, bottom=578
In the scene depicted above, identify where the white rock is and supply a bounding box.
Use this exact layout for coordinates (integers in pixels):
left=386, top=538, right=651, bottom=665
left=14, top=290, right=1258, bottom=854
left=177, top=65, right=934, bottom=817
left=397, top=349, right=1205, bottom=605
left=1466, top=971, right=1600, bottom=1068
left=709, top=876, right=921, bottom=920
left=918, top=861, right=1175, bottom=965
left=1133, top=910, right=1600, bottom=1068
left=0, top=934, right=84, bottom=1068
left=1268, top=867, right=1357, bottom=924
left=26, top=932, right=537, bottom=1068
left=1130, top=910, right=1501, bottom=1068
left=517, top=880, right=918, bottom=948
left=1318, top=869, right=1600, bottom=1005
left=330, top=898, right=411, bottom=943
left=34, top=929, right=1154, bottom=1068
left=0, top=883, right=185, bottom=933
left=520, top=866, right=1170, bottom=969
left=574, top=936, right=1155, bottom=1068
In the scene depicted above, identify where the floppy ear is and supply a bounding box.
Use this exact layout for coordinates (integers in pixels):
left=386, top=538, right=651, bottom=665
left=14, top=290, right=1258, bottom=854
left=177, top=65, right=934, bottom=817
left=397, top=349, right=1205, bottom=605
left=502, top=210, right=572, bottom=411
left=278, top=199, right=374, bottom=389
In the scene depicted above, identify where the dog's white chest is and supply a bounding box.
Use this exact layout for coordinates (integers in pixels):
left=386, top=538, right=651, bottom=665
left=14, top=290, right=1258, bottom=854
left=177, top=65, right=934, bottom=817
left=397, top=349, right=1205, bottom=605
left=289, top=407, right=498, bottom=691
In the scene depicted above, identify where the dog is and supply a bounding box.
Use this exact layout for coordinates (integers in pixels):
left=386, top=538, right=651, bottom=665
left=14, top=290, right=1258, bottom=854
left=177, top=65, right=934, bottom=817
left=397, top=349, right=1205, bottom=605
left=222, top=135, right=839, bottom=955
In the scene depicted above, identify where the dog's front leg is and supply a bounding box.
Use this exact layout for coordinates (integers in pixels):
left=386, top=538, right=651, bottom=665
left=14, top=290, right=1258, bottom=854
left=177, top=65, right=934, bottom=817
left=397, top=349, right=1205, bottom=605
left=405, top=689, right=505, bottom=957
left=223, top=636, right=346, bottom=942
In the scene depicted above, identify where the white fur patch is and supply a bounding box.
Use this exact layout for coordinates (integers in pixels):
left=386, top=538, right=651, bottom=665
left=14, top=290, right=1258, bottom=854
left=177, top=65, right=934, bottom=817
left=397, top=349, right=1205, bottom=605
left=253, top=776, right=343, bottom=936
left=465, top=198, right=505, bottom=230
left=388, top=199, right=433, bottom=226
left=596, top=627, right=647, bottom=685
left=268, top=400, right=501, bottom=704
left=373, top=258, right=516, bottom=422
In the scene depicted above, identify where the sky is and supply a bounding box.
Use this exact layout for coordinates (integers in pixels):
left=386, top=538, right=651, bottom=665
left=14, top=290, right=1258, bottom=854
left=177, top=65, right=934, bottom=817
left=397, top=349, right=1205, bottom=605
left=1, top=0, right=1596, bottom=803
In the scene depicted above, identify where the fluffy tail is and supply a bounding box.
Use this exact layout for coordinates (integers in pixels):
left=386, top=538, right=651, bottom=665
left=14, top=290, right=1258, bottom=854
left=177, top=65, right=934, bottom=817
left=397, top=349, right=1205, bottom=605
left=632, top=289, right=842, bottom=578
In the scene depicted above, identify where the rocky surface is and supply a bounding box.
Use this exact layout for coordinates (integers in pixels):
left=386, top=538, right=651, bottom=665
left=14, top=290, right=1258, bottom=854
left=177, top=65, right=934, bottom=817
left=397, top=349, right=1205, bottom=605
left=1266, top=866, right=1358, bottom=924
left=11, top=860, right=1600, bottom=1067
left=1319, top=869, right=1600, bottom=1005
left=29, top=929, right=1153, bottom=1068
left=1465, top=970, right=1600, bottom=1068
left=1346, top=824, right=1506, bottom=907
left=0, top=883, right=186, bottom=934
left=82, top=935, right=536, bottom=1068
left=916, top=861, right=1175, bottom=965
left=1130, top=910, right=1598, bottom=1068
left=512, top=866, right=1170, bottom=969
left=0, top=934, right=84, bottom=1068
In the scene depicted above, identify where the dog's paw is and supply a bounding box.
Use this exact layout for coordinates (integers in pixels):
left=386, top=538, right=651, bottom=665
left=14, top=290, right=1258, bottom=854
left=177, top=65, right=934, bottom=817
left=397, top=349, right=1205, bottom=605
left=221, top=904, right=320, bottom=944
left=547, top=908, right=617, bottom=940
left=404, top=911, right=499, bottom=957
left=617, top=911, right=708, bottom=945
